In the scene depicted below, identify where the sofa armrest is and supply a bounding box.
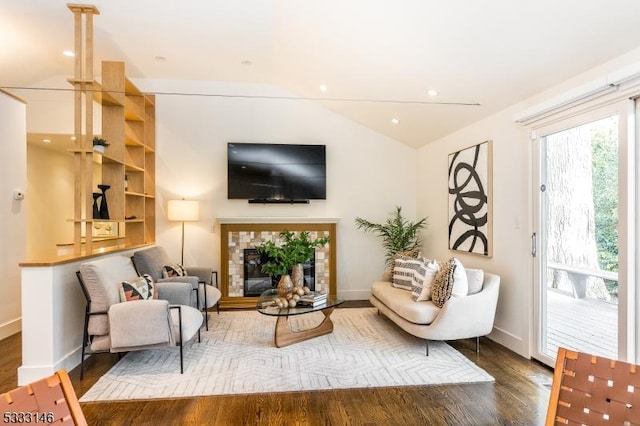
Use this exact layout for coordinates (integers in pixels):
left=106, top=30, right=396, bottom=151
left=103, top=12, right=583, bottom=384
left=184, top=266, right=213, bottom=285
left=426, top=274, right=500, bottom=340
left=108, top=300, right=171, bottom=350
left=155, top=281, right=194, bottom=306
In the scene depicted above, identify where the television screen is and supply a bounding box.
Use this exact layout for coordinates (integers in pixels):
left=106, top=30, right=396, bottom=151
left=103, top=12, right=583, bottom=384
left=227, top=143, right=327, bottom=201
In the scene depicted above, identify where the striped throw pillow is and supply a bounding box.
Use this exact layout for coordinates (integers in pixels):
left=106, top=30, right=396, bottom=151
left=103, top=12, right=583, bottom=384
left=392, top=256, right=426, bottom=291
left=411, top=259, right=440, bottom=301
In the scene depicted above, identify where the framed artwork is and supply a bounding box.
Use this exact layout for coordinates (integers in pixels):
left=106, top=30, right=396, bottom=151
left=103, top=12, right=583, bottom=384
left=448, top=140, right=493, bottom=257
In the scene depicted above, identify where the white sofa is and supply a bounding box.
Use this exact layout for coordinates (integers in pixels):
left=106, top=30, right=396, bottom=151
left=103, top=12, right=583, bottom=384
left=370, top=271, right=500, bottom=354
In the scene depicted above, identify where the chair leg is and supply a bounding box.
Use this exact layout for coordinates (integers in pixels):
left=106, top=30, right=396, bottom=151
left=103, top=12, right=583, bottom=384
left=202, top=282, right=209, bottom=331
left=476, top=336, right=480, bottom=353
left=178, top=306, right=184, bottom=374
left=425, top=340, right=430, bottom=356
left=80, top=312, right=90, bottom=380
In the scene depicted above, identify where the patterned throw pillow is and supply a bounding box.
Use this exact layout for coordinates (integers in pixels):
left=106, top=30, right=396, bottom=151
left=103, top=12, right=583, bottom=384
left=120, top=274, right=156, bottom=302
left=411, top=259, right=440, bottom=301
left=162, top=263, right=188, bottom=278
left=431, top=258, right=457, bottom=308
left=392, top=255, right=427, bottom=291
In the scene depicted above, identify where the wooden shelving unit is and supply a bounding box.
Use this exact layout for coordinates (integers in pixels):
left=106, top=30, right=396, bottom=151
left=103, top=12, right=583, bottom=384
left=99, top=60, right=156, bottom=247
left=67, top=5, right=155, bottom=253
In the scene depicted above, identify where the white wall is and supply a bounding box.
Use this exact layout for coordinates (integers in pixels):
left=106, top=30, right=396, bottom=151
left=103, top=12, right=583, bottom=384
left=417, top=47, right=640, bottom=358
left=139, top=80, right=419, bottom=300
left=26, top=145, right=74, bottom=258
left=0, top=90, right=27, bottom=340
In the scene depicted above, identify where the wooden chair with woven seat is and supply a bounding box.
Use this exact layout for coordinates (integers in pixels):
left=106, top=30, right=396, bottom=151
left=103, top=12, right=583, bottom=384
left=0, top=369, right=87, bottom=425
left=546, top=347, right=640, bottom=425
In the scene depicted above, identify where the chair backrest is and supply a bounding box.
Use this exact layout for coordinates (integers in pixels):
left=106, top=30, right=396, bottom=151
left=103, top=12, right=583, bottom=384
left=132, top=246, right=171, bottom=282
left=78, top=255, right=140, bottom=337
left=546, top=347, right=640, bottom=425
left=0, top=369, right=87, bottom=425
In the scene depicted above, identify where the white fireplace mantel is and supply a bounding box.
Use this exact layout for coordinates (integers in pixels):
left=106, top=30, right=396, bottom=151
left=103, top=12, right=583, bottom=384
left=216, top=217, right=341, bottom=224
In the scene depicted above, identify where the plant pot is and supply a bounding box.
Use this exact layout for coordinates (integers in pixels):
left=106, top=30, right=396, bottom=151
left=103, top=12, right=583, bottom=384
left=277, top=274, right=294, bottom=298
left=93, top=145, right=105, bottom=154
left=291, top=263, right=304, bottom=288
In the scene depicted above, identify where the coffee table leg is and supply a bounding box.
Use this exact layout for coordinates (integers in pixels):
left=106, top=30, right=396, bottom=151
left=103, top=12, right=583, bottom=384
left=274, top=307, right=335, bottom=348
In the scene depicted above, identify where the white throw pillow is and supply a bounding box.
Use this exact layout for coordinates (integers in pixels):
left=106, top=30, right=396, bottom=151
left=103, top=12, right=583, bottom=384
left=411, top=259, right=440, bottom=301
left=466, top=268, right=484, bottom=295
left=451, top=258, right=469, bottom=297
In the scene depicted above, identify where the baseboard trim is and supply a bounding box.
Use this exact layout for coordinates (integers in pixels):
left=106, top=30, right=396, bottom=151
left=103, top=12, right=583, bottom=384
left=337, top=289, right=371, bottom=301
left=18, top=346, right=82, bottom=386
left=489, top=326, right=528, bottom=358
left=0, top=317, right=21, bottom=341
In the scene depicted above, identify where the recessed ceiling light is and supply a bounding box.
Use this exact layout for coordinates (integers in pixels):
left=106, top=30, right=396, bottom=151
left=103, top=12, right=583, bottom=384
left=70, top=136, right=76, bottom=141
left=391, top=118, right=400, bottom=125
left=155, top=56, right=166, bottom=62
left=428, top=89, right=438, bottom=97
left=62, top=50, right=75, bottom=57
left=319, top=84, right=328, bottom=92
left=241, top=60, right=252, bottom=66
left=42, top=138, right=52, bottom=143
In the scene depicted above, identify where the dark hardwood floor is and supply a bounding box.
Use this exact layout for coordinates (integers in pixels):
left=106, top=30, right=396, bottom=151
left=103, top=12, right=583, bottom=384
left=1, top=303, right=553, bottom=425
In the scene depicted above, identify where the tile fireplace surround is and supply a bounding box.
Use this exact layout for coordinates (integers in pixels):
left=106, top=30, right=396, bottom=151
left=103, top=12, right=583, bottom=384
left=218, top=218, right=338, bottom=309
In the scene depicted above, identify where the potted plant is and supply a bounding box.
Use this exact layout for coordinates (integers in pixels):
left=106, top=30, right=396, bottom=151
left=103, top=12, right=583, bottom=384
left=92, top=136, right=110, bottom=154
left=355, top=206, right=428, bottom=267
left=256, top=230, right=330, bottom=303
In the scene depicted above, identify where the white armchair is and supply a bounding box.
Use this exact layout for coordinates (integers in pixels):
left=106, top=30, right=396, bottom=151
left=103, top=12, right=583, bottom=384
left=77, top=255, right=203, bottom=377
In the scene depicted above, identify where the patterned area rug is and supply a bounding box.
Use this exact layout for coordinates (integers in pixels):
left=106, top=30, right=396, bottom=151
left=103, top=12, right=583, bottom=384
left=80, top=307, right=493, bottom=401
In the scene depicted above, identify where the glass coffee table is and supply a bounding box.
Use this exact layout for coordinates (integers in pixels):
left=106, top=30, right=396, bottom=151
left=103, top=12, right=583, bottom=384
left=257, top=289, right=344, bottom=348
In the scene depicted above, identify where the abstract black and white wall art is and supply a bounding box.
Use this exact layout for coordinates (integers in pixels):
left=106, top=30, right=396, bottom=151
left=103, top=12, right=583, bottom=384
left=448, top=140, right=492, bottom=257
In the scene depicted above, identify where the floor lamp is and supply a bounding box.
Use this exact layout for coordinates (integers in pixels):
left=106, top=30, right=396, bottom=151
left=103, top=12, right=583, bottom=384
left=167, top=199, right=199, bottom=265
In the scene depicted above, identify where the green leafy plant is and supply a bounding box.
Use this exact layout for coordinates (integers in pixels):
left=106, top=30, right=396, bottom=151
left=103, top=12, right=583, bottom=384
left=256, top=230, right=330, bottom=277
left=355, top=206, right=427, bottom=267
left=92, top=136, right=110, bottom=147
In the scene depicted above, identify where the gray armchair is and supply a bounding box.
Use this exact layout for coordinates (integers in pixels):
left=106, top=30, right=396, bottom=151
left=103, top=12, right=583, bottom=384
left=77, top=255, right=203, bottom=377
left=132, top=246, right=221, bottom=329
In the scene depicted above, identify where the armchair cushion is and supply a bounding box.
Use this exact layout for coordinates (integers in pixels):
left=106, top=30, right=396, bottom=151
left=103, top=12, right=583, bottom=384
left=132, top=246, right=173, bottom=282
left=155, top=281, right=194, bottom=306
left=120, top=274, right=156, bottom=302
left=109, top=299, right=172, bottom=350
left=80, top=255, right=141, bottom=336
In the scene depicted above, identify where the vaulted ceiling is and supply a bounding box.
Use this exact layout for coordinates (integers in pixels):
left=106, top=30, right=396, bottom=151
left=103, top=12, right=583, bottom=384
left=3, top=0, right=640, bottom=148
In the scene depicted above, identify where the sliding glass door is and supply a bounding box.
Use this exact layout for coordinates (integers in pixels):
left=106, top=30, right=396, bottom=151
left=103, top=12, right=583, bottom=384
left=532, top=102, right=633, bottom=366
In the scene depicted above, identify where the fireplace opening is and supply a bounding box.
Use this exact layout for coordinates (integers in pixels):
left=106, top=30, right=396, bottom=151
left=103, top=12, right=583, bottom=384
left=243, top=248, right=315, bottom=297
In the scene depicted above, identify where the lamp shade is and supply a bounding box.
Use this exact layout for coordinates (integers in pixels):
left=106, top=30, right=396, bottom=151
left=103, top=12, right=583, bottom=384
left=167, top=199, right=199, bottom=222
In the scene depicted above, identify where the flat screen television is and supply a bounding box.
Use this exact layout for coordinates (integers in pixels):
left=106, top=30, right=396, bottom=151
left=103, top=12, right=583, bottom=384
left=227, top=143, right=327, bottom=202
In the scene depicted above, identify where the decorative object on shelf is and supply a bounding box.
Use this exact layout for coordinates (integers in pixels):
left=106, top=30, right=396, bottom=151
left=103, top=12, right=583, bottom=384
left=92, top=192, right=102, bottom=219
left=255, top=230, right=330, bottom=304
left=448, top=140, right=493, bottom=257
left=124, top=174, right=128, bottom=191
left=167, top=199, right=199, bottom=264
left=92, top=136, right=110, bottom=154
left=97, top=184, right=111, bottom=219
left=355, top=206, right=428, bottom=267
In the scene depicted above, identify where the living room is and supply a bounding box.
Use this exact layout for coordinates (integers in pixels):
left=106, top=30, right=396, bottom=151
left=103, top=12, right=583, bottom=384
left=3, top=1, right=640, bottom=424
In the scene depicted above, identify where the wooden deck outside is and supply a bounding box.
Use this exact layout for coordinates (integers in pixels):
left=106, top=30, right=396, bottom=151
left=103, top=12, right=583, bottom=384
left=545, top=289, right=617, bottom=359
